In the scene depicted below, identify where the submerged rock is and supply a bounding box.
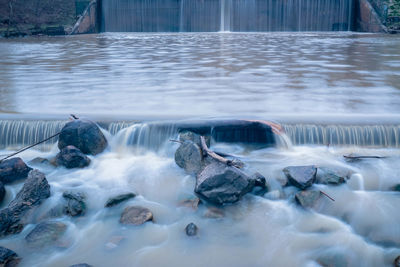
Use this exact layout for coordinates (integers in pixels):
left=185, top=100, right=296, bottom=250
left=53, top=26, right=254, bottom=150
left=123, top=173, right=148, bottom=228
left=0, top=170, right=50, bottom=237
left=69, top=264, right=93, bottom=267
left=55, top=146, right=91, bottom=169
left=0, top=246, right=20, bottom=267
left=250, top=172, right=268, bottom=196
left=0, top=158, right=32, bottom=184
left=25, top=221, right=67, bottom=248
left=58, top=119, right=108, bottom=155
left=283, top=166, right=317, bottom=190
left=175, top=141, right=203, bottom=174
left=62, top=192, right=86, bottom=217
left=317, top=167, right=349, bottom=185
left=295, top=190, right=321, bottom=209
left=105, top=193, right=136, bottom=208
left=120, top=206, right=153, bottom=225
left=203, top=206, right=225, bottom=219
left=195, top=161, right=254, bottom=205
left=0, top=182, right=5, bottom=204
left=185, top=223, right=198, bottom=236
left=178, top=196, right=201, bottom=210
left=28, top=157, right=50, bottom=166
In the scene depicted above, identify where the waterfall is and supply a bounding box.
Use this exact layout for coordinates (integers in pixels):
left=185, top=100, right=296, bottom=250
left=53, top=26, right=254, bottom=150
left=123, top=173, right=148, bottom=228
left=283, top=124, right=400, bottom=147
left=101, top=0, right=354, bottom=32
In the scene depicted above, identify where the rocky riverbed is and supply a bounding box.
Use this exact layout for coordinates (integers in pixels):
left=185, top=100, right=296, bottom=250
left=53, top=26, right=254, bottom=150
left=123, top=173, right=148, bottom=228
left=0, top=119, right=399, bottom=266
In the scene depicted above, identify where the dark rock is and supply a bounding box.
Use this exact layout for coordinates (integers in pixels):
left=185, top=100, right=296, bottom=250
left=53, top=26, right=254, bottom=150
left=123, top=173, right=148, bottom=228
left=55, top=146, right=91, bottom=169
left=203, top=206, right=225, bottom=219
left=179, top=131, right=210, bottom=147
left=58, top=119, right=108, bottom=155
left=394, top=255, right=400, bottom=267
left=185, top=223, right=198, bottom=236
left=391, top=184, right=400, bottom=192
left=0, top=246, right=20, bottom=267
left=175, top=141, right=203, bottom=174
left=0, top=158, right=32, bottom=184
left=105, top=193, right=136, bottom=208
left=0, top=182, right=5, bottom=204
left=120, top=206, right=153, bottom=225
left=250, top=172, right=268, bottom=195
left=25, top=221, right=67, bottom=248
left=0, top=170, right=50, bottom=237
left=317, top=167, right=349, bottom=185
left=69, top=264, right=93, bottom=267
left=283, top=166, right=317, bottom=190
left=28, top=157, right=50, bottom=166
left=62, top=192, right=86, bottom=217
left=195, top=161, right=254, bottom=205
left=295, top=190, right=321, bottom=208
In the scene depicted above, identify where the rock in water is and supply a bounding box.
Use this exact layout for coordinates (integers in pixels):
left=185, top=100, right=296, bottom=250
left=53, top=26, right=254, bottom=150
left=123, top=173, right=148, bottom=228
left=58, top=119, right=108, bottom=155
left=174, top=141, right=203, bottom=174
left=185, top=223, right=198, bottom=236
left=0, top=182, right=5, bottom=204
left=179, top=131, right=210, bottom=147
left=316, top=167, right=349, bottom=185
left=120, top=206, right=153, bottom=225
left=105, top=193, right=136, bottom=208
left=195, top=162, right=254, bottom=205
left=394, top=255, right=400, bottom=267
left=25, top=221, right=67, bottom=248
left=295, top=190, right=321, bottom=208
left=62, top=192, right=86, bottom=217
left=283, top=166, right=317, bottom=190
left=55, top=146, right=91, bottom=169
left=0, top=246, right=20, bottom=267
left=0, top=170, right=50, bottom=237
left=0, top=158, right=32, bottom=184
left=69, top=264, right=93, bottom=267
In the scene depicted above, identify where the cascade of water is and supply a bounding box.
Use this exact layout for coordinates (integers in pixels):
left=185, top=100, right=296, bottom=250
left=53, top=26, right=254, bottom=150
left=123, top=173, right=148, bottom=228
left=101, top=0, right=354, bottom=32
left=283, top=124, right=400, bottom=147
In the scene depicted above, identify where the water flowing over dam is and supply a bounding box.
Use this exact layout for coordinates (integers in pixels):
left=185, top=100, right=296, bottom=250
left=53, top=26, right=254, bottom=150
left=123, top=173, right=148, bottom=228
left=101, top=0, right=354, bottom=32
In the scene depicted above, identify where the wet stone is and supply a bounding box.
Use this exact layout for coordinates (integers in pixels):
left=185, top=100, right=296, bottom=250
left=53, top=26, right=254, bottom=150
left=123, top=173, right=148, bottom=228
left=295, top=190, right=321, bottom=209
left=174, top=141, right=203, bottom=174
left=58, top=119, right=108, bottom=155
left=105, top=193, right=136, bottom=208
left=0, top=246, right=20, bottom=267
left=25, top=221, right=67, bottom=248
left=283, top=165, right=317, bottom=190
left=392, top=184, right=400, bottom=192
left=55, top=146, right=91, bottom=169
left=203, top=206, right=225, bottom=219
left=394, top=256, right=400, bottom=267
left=179, top=131, right=210, bottom=147
left=0, top=157, right=32, bottom=184
left=317, top=167, right=348, bottom=185
left=62, top=192, right=86, bottom=217
left=185, top=223, right=198, bottom=236
left=28, top=157, right=50, bottom=166
left=251, top=172, right=268, bottom=196
left=178, top=196, right=201, bottom=210
left=0, top=182, right=5, bottom=204
left=120, top=206, right=153, bottom=225
left=69, top=264, right=93, bottom=267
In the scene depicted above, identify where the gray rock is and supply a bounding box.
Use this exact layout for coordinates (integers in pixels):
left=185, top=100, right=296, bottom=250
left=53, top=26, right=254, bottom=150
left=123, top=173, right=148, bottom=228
left=0, top=246, right=20, bottom=267
left=283, top=166, right=317, bottom=190
left=195, top=161, right=254, bottom=205
left=25, top=221, right=67, bottom=248
left=58, top=119, right=108, bottom=155
left=0, top=170, right=50, bottom=237
left=120, top=206, right=153, bottom=225
left=62, top=192, right=86, bottom=217
left=251, top=172, right=268, bottom=195
left=105, top=193, right=136, bottom=208
left=317, top=167, right=349, bottom=185
left=28, top=157, right=50, bottom=166
left=55, top=146, right=91, bottom=169
left=0, top=182, right=5, bottom=204
left=394, top=256, right=400, bottom=267
left=69, top=264, right=93, bottom=267
left=179, top=131, right=210, bottom=147
left=175, top=141, right=203, bottom=174
left=0, top=158, right=32, bottom=184
left=295, top=190, right=321, bottom=208
left=185, top=223, right=198, bottom=236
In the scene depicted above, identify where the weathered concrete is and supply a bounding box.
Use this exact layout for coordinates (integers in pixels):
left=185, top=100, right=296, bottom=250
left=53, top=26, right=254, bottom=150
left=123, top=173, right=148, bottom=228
left=355, top=0, right=388, bottom=32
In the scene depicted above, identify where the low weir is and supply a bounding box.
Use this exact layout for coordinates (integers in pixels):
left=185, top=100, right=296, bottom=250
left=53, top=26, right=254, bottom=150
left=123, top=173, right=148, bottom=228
left=101, top=0, right=354, bottom=32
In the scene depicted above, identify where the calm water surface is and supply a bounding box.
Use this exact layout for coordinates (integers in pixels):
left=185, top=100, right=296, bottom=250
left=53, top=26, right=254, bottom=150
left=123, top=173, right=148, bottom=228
left=0, top=32, right=399, bottom=118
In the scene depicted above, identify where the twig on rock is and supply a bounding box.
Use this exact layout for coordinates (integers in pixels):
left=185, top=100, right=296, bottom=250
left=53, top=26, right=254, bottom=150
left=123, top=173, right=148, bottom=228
left=320, top=190, right=335, bottom=202
left=200, top=136, right=242, bottom=168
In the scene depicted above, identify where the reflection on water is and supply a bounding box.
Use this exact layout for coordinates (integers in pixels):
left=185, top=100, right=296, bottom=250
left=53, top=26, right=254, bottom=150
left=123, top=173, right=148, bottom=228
left=0, top=32, right=399, bottom=118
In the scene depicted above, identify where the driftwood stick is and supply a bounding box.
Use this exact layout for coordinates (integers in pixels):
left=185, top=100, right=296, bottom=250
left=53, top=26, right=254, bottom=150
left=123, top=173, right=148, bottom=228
left=320, top=190, right=335, bottom=202
left=0, top=131, right=61, bottom=163
left=344, top=155, right=386, bottom=160
left=200, top=136, right=239, bottom=167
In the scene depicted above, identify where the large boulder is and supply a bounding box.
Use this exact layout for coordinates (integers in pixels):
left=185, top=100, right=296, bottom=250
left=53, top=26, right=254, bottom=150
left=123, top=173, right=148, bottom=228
left=195, top=161, right=254, bottom=205
left=62, top=192, right=86, bottom=217
left=283, top=166, right=317, bottom=190
left=0, top=158, right=32, bottom=184
left=25, top=221, right=67, bottom=248
left=119, top=206, right=153, bottom=225
left=58, top=119, right=108, bottom=155
left=0, top=170, right=50, bottom=237
left=175, top=141, right=203, bottom=174
left=0, top=246, right=20, bottom=267
left=55, top=146, right=91, bottom=169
